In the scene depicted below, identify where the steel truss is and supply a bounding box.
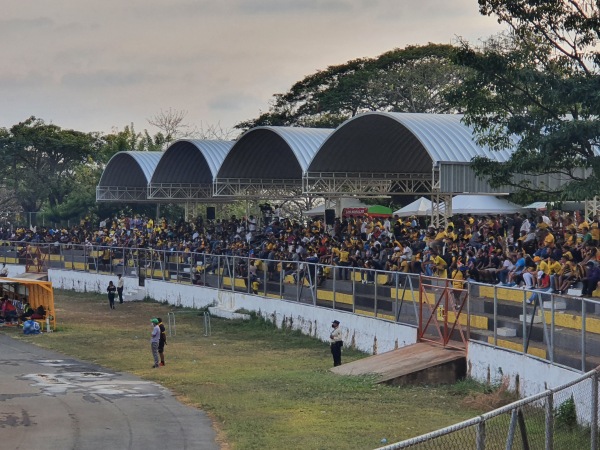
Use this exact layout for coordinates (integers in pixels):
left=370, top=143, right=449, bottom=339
left=302, top=171, right=439, bottom=197
left=147, top=183, right=213, bottom=201
left=213, top=178, right=303, bottom=199
left=96, top=186, right=148, bottom=202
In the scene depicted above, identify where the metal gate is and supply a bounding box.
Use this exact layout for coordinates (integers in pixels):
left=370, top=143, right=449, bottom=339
left=418, top=275, right=469, bottom=349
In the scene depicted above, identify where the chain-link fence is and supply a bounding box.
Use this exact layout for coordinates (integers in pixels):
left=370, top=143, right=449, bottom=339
left=376, top=368, right=599, bottom=450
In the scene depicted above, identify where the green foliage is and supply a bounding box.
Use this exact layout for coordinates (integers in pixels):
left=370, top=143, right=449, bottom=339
left=237, top=43, right=472, bottom=130
left=450, top=1, right=600, bottom=200
left=555, top=395, right=578, bottom=431
left=0, top=116, right=99, bottom=212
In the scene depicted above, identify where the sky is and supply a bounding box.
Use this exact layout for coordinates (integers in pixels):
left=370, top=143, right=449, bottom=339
left=2, top=0, right=504, bottom=137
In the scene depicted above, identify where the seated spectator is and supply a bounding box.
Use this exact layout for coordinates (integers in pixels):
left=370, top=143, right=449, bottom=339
left=1, top=296, right=18, bottom=323
left=23, top=318, right=41, bottom=335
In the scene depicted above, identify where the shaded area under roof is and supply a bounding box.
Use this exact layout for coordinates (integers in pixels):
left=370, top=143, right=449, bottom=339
left=151, top=140, right=234, bottom=184
left=309, top=112, right=512, bottom=173
left=98, top=151, right=164, bottom=188
left=217, top=127, right=333, bottom=179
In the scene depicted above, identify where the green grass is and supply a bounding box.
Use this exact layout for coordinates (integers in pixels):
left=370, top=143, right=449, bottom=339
left=4, top=290, right=503, bottom=449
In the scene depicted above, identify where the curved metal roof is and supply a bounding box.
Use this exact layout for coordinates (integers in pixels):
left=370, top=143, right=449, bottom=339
left=217, top=127, right=334, bottom=179
left=151, top=140, right=234, bottom=184
left=98, top=151, right=164, bottom=187
left=309, top=112, right=513, bottom=173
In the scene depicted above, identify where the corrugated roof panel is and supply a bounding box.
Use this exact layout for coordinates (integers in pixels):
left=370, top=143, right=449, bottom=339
left=98, top=151, right=164, bottom=187
left=309, top=112, right=513, bottom=173
left=151, top=140, right=234, bottom=183
left=217, top=127, right=334, bottom=179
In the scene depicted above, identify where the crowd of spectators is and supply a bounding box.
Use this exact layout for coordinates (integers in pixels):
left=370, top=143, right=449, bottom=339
left=2, top=208, right=600, bottom=298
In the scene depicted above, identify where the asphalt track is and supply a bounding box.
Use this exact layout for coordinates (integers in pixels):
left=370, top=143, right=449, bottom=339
left=0, top=333, right=218, bottom=450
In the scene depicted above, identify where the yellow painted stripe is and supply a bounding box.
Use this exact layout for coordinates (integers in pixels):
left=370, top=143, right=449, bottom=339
left=488, top=337, right=546, bottom=359
left=49, top=254, right=63, bottom=261
left=479, top=286, right=527, bottom=303
left=435, top=308, right=488, bottom=330
left=266, top=293, right=282, bottom=299
left=543, top=311, right=600, bottom=334
left=316, top=290, right=353, bottom=305
left=355, top=309, right=396, bottom=321
left=222, top=277, right=247, bottom=288
left=3, top=257, right=18, bottom=264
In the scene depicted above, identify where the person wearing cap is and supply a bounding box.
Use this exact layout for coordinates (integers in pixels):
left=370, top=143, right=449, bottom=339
left=150, top=318, right=160, bottom=368
left=330, top=320, right=343, bottom=367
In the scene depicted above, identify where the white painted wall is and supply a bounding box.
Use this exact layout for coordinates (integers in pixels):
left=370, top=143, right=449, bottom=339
left=468, top=341, right=596, bottom=425
left=4, top=265, right=26, bottom=278
left=48, top=269, right=417, bottom=354
left=48, top=269, right=591, bottom=398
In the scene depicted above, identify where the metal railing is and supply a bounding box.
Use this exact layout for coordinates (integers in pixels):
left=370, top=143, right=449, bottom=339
left=1, top=241, right=600, bottom=373
left=376, top=368, right=599, bottom=450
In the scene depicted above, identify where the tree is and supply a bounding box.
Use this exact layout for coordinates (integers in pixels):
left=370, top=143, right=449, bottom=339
left=236, top=43, right=472, bottom=130
left=0, top=117, right=99, bottom=213
left=449, top=1, right=600, bottom=200
left=148, top=108, right=237, bottom=144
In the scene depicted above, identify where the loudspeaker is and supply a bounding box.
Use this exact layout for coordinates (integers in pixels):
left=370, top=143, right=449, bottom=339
left=325, top=209, right=335, bottom=225
left=206, top=207, right=216, bottom=220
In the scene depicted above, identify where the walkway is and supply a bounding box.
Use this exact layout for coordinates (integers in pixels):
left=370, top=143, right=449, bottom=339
left=0, top=333, right=218, bottom=450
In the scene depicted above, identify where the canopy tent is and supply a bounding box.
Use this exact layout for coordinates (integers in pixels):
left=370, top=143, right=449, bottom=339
left=303, top=198, right=368, bottom=217
left=451, top=195, right=524, bottom=215
left=524, top=201, right=584, bottom=211
left=393, top=197, right=432, bottom=217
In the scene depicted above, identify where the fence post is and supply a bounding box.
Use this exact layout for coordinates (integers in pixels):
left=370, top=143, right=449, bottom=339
left=545, top=393, right=553, bottom=450
left=582, top=300, right=587, bottom=372
left=592, top=371, right=598, bottom=450
left=476, top=420, right=486, bottom=450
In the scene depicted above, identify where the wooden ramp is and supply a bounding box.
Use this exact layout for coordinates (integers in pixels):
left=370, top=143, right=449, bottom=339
left=331, top=342, right=466, bottom=385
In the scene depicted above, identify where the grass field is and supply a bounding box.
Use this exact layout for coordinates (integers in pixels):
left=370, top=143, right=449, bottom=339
left=3, top=290, right=506, bottom=449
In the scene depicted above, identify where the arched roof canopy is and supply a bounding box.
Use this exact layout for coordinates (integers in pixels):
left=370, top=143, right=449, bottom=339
left=214, top=127, right=333, bottom=197
left=305, top=112, right=513, bottom=197
left=97, top=151, right=163, bottom=202
left=148, top=140, right=234, bottom=200
left=309, top=112, right=511, bottom=173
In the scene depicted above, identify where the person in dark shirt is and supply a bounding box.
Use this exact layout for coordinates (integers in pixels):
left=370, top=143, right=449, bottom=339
left=106, top=281, right=116, bottom=309
left=156, top=317, right=167, bottom=366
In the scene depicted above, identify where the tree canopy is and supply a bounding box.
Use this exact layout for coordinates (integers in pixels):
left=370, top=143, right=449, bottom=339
left=449, top=0, right=600, bottom=201
left=236, top=43, right=472, bottom=130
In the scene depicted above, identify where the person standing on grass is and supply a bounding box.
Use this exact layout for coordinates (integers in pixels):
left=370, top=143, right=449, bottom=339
left=150, top=318, right=160, bottom=368
left=330, top=320, right=343, bottom=367
left=117, top=274, right=124, bottom=304
left=106, top=281, right=116, bottom=309
left=157, top=317, right=167, bottom=366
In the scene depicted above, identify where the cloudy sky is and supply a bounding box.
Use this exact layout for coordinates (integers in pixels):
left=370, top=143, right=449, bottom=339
left=2, top=0, right=504, bottom=136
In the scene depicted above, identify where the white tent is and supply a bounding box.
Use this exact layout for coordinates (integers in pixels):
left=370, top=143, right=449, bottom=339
left=303, top=198, right=368, bottom=217
left=451, top=195, right=524, bottom=215
left=393, top=197, right=432, bottom=217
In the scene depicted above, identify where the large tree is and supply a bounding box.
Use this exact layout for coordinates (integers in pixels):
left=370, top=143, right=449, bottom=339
left=237, top=43, right=472, bottom=130
left=449, top=1, right=600, bottom=201
left=0, top=117, right=99, bottom=213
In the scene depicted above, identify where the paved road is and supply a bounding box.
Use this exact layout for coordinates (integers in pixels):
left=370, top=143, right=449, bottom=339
left=0, top=333, right=218, bottom=450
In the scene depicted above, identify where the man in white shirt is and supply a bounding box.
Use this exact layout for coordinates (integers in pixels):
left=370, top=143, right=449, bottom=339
left=117, top=274, right=124, bottom=304
left=330, top=320, right=343, bottom=367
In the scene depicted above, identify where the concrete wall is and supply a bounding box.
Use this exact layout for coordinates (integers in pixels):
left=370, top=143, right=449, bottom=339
left=48, top=270, right=417, bottom=354
left=48, top=269, right=587, bottom=395
left=5, top=265, right=26, bottom=278
left=468, top=341, right=583, bottom=396
left=468, top=341, right=595, bottom=424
